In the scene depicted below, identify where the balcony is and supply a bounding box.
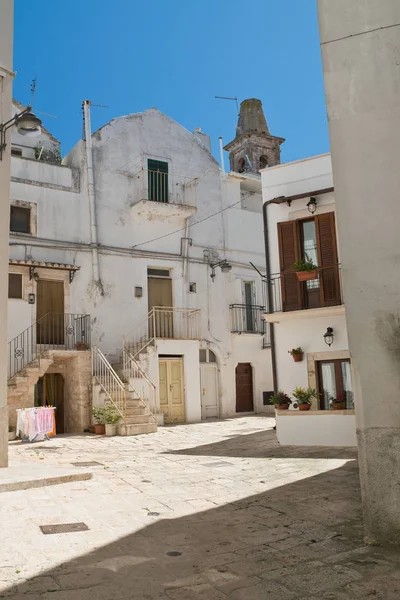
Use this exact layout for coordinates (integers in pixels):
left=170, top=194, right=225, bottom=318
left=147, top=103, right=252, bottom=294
left=264, top=265, right=344, bottom=322
left=230, top=304, right=266, bottom=334
left=129, top=169, right=197, bottom=219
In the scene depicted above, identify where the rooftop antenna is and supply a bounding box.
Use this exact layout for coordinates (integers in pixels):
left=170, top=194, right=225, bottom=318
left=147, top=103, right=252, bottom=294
left=81, top=100, right=109, bottom=140
left=28, top=78, right=58, bottom=119
left=215, top=95, right=239, bottom=115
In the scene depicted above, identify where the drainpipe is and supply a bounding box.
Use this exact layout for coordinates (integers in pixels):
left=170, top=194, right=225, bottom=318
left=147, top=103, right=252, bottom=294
left=263, top=201, right=278, bottom=394
left=82, top=100, right=102, bottom=290
left=219, top=137, right=225, bottom=175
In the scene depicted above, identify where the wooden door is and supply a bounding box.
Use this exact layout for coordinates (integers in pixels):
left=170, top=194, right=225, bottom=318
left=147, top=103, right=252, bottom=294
left=159, top=358, right=185, bottom=423
left=148, top=277, right=173, bottom=337
left=200, top=364, right=219, bottom=419
left=235, top=362, right=254, bottom=412
left=37, top=280, right=65, bottom=345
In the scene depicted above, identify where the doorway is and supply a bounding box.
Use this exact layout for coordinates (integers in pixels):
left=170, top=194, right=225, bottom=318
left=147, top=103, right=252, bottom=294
left=200, top=349, right=219, bottom=419
left=148, top=273, right=173, bottom=338
left=34, top=373, right=65, bottom=433
left=37, top=280, right=65, bottom=345
left=235, top=362, right=254, bottom=412
left=159, top=358, right=185, bottom=423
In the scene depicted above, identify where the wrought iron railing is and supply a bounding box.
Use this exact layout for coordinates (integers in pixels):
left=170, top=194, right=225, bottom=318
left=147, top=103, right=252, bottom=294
left=92, top=347, right=126, bottom=419
left=123, top=348, right=157, bottom=421
left=266, top=264, right=343, bottom=314
left=230, top=304, right=266, bottom=334
left=131, top=169, right=197, bottom=207
left=8, top=313, right=91, bottom=380
left=124, top=306, right=201, bottom=357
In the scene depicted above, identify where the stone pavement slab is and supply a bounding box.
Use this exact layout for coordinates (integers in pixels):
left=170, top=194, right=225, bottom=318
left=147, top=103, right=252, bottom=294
left=0, top=416, right=399, bottom=598
left=0, top=462, right=92, bottom=493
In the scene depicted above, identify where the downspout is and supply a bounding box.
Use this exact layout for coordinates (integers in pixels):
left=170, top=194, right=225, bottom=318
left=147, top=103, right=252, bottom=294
left=82, top=100, right=103, bottom=292
left=263, top=201, right=278, bottom=394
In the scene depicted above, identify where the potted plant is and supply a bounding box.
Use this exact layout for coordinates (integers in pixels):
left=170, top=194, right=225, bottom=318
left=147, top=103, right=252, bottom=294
left=270, top=391, right=292, bottom=411
left=75, top=341, right=90, bottom=351
left=104, top=406, right=121, bottom=437
left=288, top=347, right=304, bottom=362
left=8, top=425, right=16, bottom=441
left=292, top=387, right=317, bottom=411
left=330, top=395, right=346, bottom=410
left=292, top=255, right=318, bottom=281
left=92, top=407, right=106, bottom=434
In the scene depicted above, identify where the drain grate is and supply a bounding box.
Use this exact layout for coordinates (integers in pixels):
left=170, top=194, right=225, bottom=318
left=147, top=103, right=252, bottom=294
left=167, top=551, right=182, bottom=557
left=28, top=446, right=61, bottom=451
left=202, top=461, right=233, bottom=467
left=72, top=461, right=103, bottom=467
left=147, top=512, right=160, bottom=517
left=40, top=523, right=89, bottom=535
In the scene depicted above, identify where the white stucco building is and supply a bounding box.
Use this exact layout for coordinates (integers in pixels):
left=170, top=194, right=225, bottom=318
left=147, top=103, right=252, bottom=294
left=7, top=98, right=276, bottom=434
left=262, top=153, right=356, bottom=446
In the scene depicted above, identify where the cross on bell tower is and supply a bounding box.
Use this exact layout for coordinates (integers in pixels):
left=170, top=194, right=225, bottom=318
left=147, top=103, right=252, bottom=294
left=224, top=98, right=285, bottom=174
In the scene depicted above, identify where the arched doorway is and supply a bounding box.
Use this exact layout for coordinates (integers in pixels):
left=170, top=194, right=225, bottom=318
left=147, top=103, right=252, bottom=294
left=235, top=363, right=254, bottom=412
left=200, top=349, right=219, bottom=419
left=34, top=373, right=65, bottom=433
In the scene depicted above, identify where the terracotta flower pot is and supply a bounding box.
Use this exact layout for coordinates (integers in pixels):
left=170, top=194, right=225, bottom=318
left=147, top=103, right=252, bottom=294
left=277, top=404, right=290, bottom=410
left=298, top=404, right=311, bottom=411
left=292, top=352, right=303, bottom=362
left=331, top=403, right=346, bottom=410
left=296, top=270, right=317, bottom=282
left=94, top=424, right=105, bottom=435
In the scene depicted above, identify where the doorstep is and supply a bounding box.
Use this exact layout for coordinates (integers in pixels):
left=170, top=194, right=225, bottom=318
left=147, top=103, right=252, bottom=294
left=0, top=463, right=92, bottom=493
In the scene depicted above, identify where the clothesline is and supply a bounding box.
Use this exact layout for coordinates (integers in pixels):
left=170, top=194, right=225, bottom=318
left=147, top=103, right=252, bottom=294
left=16, top=407, right=56, bottom=442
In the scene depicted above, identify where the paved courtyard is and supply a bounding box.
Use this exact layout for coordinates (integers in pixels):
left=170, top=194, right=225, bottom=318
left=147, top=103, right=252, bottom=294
left=2, top=415, right=400, bottom=599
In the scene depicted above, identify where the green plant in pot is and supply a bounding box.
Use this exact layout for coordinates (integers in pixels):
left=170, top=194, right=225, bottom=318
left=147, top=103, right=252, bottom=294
left=292, top=255, right=318, bottom=282
left=92, top=407, right=106, bottom=435
left=288, top=347, right=304, bottom=362
left=270, top=391, right=292, bottom=411
left=330, top=395, right=346, bottom=410
left=104, top=406, right=121, bottom=437
left=292, top=387, right=317, bottom=412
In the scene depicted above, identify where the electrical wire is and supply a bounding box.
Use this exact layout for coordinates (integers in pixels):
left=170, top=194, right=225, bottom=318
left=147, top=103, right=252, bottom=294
left=132, top=193, right=254, bottom=249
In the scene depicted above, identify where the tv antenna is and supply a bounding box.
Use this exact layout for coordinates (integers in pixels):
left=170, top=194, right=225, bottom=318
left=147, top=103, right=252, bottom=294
left=215, top=95, right=239, bottom=115
left=28, top=78, right=58, bottom=119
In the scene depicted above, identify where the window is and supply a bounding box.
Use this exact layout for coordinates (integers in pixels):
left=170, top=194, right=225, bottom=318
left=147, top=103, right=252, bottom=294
left=200, top=349, right=217, bottom=363
left=259, top=155, right=268, bottom=169
left=10, top=206, right=31, bottom=234
left=189, top=282, right=197, bottom=293
left=277, top=212, right=341, bottom=311
left=243, top=281, right=256, bottom=332
left=147, top=159, right=168, bottom=203
left=8, top=273, right=22, bottom=299
left=317, top=359, right=354, bottom=410
left=11, top=147, right=22, bottom=157
left=147, top=268, right=170, bottom=278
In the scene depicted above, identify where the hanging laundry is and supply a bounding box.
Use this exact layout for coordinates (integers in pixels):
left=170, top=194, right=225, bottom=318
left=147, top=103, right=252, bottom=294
left=16, top=407, right=56, bottom=442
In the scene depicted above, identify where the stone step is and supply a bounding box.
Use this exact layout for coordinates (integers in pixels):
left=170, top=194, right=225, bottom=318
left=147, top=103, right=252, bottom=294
left=118, top=422, right=157, bottom=436
left=124, top=414, right=155, bottom=425
left=125, top=407, right=148, bottom=416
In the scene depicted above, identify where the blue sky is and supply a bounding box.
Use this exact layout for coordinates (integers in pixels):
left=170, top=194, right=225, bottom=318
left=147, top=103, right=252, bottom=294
left=13, top=0, right=329, bottom=164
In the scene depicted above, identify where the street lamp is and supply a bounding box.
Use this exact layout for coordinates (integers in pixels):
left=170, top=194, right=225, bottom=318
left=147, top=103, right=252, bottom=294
left=323, top=327, right=334, bottom=347
left=0, top=106, right=42, bottom=160
left=210, top=259, right=232, bottom=282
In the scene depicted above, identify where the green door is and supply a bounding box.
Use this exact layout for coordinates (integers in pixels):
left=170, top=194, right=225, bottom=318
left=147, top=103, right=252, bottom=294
left=148, top=159, right=168, bottom=203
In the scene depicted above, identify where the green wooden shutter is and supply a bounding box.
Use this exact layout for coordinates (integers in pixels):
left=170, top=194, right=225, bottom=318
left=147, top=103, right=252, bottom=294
left=315, top=212, right=340, bottom=307
left=147, top=159, right=168, bottom=203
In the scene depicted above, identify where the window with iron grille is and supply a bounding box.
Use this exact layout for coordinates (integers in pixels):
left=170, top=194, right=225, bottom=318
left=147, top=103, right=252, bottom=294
left=147, top=159, right=168, bottom=203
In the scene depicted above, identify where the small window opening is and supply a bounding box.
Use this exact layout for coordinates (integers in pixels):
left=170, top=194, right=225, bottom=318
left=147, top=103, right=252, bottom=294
left=189, top=282, right=197, bottom=293
left=8, top=273, right=23, bottom=299
left=10, top=206, right=31, bottom=234
left=11, top=147, right=23, bottom=157
left=238, top=157, right=246, bottom=173
left=260, top=155, right=268, bottom=169
left=147, top=268, right=170, bottom=278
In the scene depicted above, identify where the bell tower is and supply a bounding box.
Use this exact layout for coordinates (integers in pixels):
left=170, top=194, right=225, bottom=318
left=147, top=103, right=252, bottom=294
left=224, top=98, right=285, bottom=174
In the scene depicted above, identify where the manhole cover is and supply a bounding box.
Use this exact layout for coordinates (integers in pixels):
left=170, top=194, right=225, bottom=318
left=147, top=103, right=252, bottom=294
left=40, top=523, right=89, bottom=535
left=167, top=551, right=182, bottom=557
left=147, top=512, right=160, bottom=517
left=72, top=461, right=103, bottom=467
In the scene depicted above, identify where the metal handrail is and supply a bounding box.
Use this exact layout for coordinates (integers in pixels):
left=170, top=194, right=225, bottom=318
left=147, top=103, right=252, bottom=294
left=229, top=304, right=266, bottom=335
left=8, top=312, right=91, bottom=380
left=92, top=346, right=126, bottom=419
left=123, top=347, right=157, bottom=422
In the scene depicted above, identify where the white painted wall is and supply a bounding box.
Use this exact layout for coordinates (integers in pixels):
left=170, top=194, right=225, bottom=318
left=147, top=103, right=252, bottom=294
left=276, top=412, right=357, bottom=446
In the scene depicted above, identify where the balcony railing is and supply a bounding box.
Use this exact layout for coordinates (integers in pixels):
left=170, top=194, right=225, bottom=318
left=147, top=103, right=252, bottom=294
left=8, top=313, right=91, bottom=380
left=230, top=304, right=266, bottom=334
left=267, top=265, right=343, bottom=314
left=131, top=169, right=197, bottom=207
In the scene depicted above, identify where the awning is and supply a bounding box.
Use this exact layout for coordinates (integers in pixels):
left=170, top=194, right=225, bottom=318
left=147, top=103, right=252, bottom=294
left=9, top=259, right=80, bottom=283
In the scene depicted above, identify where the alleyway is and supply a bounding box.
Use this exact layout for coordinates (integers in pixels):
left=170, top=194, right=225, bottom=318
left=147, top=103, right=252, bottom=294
left=2, top=416, right=400, bottom=599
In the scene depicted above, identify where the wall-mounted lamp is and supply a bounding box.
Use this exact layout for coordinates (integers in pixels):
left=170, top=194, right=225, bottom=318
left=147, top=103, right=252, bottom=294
left=210, top=259, right=232, bottom=282
left=33, top=271, right=40, bottom=282
left=307, top=197, right=317, bottom=214
left=323, top=326, right=334, bottom=347
left=0, top=106, right=42, bottom=160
